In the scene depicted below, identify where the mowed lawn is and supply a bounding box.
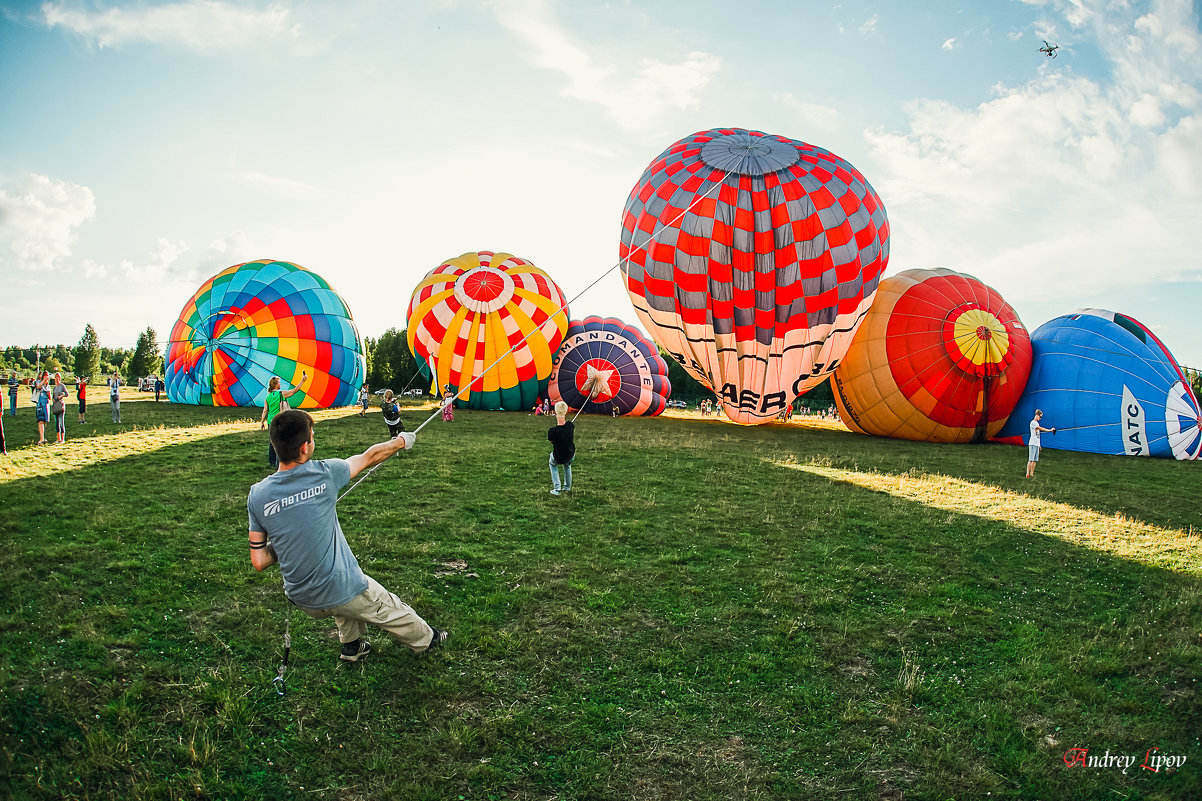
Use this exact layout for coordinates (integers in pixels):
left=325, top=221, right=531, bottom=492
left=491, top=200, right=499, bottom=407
left=1, top=392, right=1199, bottom=800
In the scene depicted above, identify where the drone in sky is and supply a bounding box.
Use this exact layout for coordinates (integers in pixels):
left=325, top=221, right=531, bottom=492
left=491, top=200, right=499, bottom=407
left=1039, top=40, right=1060, bottom=58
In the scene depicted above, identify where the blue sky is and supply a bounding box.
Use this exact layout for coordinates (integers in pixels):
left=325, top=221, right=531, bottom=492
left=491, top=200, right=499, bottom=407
left=1, top=0, right=1200, bottom=369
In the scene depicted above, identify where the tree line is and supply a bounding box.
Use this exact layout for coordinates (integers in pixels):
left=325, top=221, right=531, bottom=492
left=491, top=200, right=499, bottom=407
left=1, top=325, right=163, bottom=383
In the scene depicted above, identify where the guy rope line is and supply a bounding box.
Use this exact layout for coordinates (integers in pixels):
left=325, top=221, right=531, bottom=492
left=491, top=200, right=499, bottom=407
left=278, top=155, right=752, bottom=695
left=336, top=148, right=753, bottom=503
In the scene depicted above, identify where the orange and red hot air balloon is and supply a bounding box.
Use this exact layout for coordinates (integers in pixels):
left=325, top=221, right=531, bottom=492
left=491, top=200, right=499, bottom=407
left=832, top=268, right=1032, bottom=442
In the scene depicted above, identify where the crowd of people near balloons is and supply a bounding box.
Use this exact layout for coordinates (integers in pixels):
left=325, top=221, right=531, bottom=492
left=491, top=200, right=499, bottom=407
left=0, top=369, right=172, bottom=453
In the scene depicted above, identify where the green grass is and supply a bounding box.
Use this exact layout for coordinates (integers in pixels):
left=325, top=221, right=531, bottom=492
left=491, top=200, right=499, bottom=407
left=1, top=392, right=1199, bottom=800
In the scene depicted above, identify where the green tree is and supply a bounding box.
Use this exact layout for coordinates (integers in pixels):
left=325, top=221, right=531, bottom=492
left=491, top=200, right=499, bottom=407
left=800, top=375, right=835, bottom=407
left=365, top=328, right=424, bottom=392
left=73, top=324, right=101, bottom=379
left=100, top=346, right=129, bottom=374
left=657, top=347, right=711, bottom=400
left=1188, top=367, right=1202, bottom=404
left=128, top=328, right=163, bottom=381
left=363, top=336, right=376, bottom=388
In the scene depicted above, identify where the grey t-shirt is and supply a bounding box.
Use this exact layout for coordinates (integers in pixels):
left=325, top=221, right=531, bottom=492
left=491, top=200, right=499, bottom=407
left=247, top=458, right=368, bottom=610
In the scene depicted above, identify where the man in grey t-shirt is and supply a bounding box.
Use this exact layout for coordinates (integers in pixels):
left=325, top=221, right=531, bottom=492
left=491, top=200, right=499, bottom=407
left=248, top=409, right=447, bottom=662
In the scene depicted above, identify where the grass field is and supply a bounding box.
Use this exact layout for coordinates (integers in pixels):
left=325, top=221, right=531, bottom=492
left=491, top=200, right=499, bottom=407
left=1, top=391, right=1199, bottom=800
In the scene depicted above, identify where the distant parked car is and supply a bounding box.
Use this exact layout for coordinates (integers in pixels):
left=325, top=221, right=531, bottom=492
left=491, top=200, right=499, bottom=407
left=404, top=388, right=424, bottom=397
left=666, top=399, right=688, bottom=408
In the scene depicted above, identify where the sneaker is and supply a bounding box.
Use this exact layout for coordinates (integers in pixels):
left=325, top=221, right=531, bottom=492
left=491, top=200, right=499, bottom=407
left=339, top=638, right=372, bottom=662
left=550, top=489, right=560, bottom=496
left=424, top=627, right=449, bottom=653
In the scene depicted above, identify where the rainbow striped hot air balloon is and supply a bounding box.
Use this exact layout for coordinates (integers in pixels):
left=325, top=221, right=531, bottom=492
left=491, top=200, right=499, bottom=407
left=406, top=251, right=568, bottom=410
left=547, top=316, right=672, bottom=417
left=832, top=268, right=1032, bottom=443
left=166, top=260, right=364, bottom=408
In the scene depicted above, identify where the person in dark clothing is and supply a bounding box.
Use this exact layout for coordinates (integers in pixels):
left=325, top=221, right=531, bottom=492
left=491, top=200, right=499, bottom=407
left=380, top=389, right=406, bottom=438
left=547, top=400, right=575, bottom=496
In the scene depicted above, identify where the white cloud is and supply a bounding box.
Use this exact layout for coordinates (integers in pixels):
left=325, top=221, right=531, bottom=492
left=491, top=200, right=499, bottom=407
left=189, top=233, right=256, bottom=281
left=237, top=171, right=317, bottom=196
left=775, top=92, right=840, bottom=133
left=121, top=238, right=188, bottom=283
left=942, top=37, right=959, bottom=50
left=859, top=14, right=879, bottom=36
left=1156, top=113, right=1202, bottom=197
left=41, top=1, right=298, bottom=52
left=864, top=0, right=1202, bottom=305
left=80, top=258, right=107, bottom=279
left=1129, top=92, right=1166, bottom=126
left=492, top=0, right=719, bottom=129
left=0, top=174, right=96, bottom=271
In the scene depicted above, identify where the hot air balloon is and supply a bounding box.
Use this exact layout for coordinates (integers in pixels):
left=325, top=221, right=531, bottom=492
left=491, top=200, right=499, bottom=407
left=406, top=251, right=568, bottom=410
left=166, top=260, right=364, bottom=407
left=995, top=309, right=1201, bottom=459
left=620, top=127, right=889, bottom=425
left=832, top=268, right=1032, bottom=442
left=547, top=316, right=672, bottom=417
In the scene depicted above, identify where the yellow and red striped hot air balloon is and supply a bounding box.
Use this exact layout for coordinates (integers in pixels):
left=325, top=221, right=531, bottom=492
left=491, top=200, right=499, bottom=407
left=406, top=251, right=568, bottom=410
left=832, top=268, right=1032, bottom=442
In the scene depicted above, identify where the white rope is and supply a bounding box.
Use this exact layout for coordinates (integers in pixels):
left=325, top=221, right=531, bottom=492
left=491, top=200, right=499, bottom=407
left=337, top=150, right=753, bottom=502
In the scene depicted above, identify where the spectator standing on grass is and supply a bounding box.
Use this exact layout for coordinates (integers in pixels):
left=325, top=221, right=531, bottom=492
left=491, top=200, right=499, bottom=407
left=6, top=373, right=17, bottom=417
left=0, top=389, right=7, bottom=454
left=247, top=409, right=448, bottom=662
left=33, top=370, right=51, bottom=444
left=260, top=373, right=307, bottom=469
left=547, top=400, right=575, bottom=496
left=380, top=389, right=405, bottom=438
left=359, top=384, right=370, bottom=417
left=51, top=373, right=69, bottom=444
left=1026, top=409, right=1056, bottom=479
left=108, top=372, right=122, bottom=423
left=154, top=376, right=163, bottom=402
left=442, top=386, right=455, bottom=422
left=76, top=377, right=88, bottom=424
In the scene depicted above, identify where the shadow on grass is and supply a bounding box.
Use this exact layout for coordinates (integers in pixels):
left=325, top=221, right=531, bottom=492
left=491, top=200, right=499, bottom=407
left=0, top=410, right=1198, bottom=799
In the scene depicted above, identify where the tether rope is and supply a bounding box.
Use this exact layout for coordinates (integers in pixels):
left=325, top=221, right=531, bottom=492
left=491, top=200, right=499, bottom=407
left=336, top=149, right=753, bottom=502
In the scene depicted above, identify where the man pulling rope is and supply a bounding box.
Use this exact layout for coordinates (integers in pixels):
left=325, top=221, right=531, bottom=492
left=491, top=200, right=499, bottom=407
left=248, top=409, right=448, bottom=666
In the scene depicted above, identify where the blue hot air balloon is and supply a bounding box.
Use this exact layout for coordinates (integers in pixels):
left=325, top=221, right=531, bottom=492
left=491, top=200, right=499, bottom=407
left=996, top=309, right=1200, bottom=460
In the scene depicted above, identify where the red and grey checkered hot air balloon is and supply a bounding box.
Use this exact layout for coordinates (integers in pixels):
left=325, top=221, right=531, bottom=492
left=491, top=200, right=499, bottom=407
left=831, top=268, right=1033, bottom=443
left=620, top=128, right=890, bottom=425
left=406, top=251, right=568, bottom=410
